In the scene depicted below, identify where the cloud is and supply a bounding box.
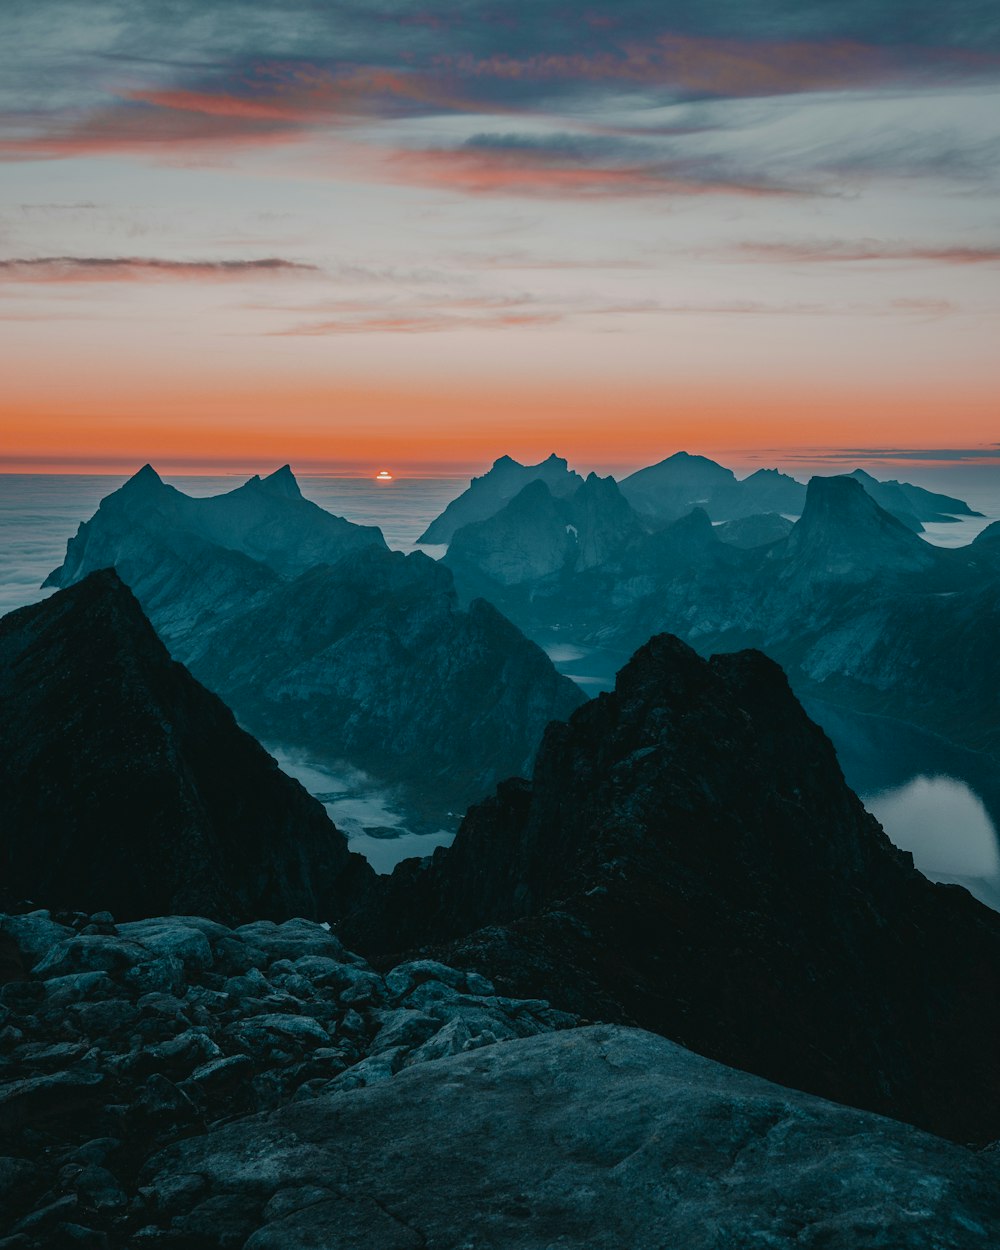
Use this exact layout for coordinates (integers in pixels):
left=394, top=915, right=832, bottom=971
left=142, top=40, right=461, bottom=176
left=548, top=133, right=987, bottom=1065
left=783, top=448, right=1000, bottom=463
left=273, top=311, right=560, bottom=335
left=376, top=131, right=801, bottom=198
left=436, top=35, right=1000, bottom=100
left=734, top=240, right=1000, bottom=264
left=0, top=256, right=319, bottom=282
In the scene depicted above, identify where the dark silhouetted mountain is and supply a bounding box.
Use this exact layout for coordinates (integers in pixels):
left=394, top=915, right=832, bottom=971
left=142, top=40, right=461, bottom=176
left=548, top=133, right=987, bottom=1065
left=731, top=467, right=806, bottom=517
left=44, top=467, right=585, bottom=816
left=445, top=473, right=643, bottom=590
left=619, top=451, right=736, bottom=520
left=349, top=635, right=1000, bottom=1144
left=848, top=468, right=983, bottom=524
left=715, top=512, right=794, bottom=548
left=47, top=464, right=386, bottom=586
left=418, top=453, right=583, bottom=544
left=420, top=452, right=978, bottom=548
left=0, top=571, right=374, bottom=923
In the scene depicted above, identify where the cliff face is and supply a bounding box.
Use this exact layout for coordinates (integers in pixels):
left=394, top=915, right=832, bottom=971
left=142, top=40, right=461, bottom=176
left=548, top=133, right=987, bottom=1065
left=42, top=467, right=585, bottom=816
left=348, top=634, right=1000, bottom=1144
left=0, top=571, right=374, bottom=923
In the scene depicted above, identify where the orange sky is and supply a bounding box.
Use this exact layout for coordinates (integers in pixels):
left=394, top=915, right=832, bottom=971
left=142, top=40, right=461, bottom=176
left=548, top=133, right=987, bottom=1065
left=3, top=375, right=997, bottom=475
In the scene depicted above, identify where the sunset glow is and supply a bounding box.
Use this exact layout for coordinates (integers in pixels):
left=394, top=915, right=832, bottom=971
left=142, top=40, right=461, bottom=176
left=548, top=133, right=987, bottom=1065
left=1, top=2, right=998, bottom=472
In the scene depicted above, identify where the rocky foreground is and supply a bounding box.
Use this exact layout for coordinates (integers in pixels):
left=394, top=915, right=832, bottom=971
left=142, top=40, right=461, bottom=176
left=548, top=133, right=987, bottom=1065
left=3, top=910, right=999, bottom=1249
left=0, top=909, right=575, bottom=1248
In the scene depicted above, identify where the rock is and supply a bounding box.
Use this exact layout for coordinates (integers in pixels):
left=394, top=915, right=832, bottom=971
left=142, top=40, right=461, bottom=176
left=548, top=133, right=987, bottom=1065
left=33, top=937, right=151, bottom=980
left=141, top=1026, right=1000, bottom=1249
left=0, top=1071, right=106, bottom=1135
left=116, top=922, right=215, bottom=972
left=72, top=1164, right=127, bottom=1212
left=181, top=1055, right=254, bottom=1096
left=0, top=912, right=73, bottom=963
left=42, top=973, right=119, bottom=1008
left=227, top=1014, right=331, bottom=1054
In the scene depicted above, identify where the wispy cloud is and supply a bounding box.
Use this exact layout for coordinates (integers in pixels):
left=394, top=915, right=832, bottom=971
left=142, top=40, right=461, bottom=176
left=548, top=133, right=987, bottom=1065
left=273, top=311, right=559, bottom=335
left=377, top=132, right=801, bottom=199
left=782, top=448, right=1000, bottom=463
left=735, top=240, right=1000, bottom=264
left=0, top=256, right=319, bottom=282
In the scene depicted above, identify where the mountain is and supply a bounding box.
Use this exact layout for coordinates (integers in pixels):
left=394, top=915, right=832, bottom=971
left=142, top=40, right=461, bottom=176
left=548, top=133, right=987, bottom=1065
left=418, top=453, right=584, bottom=544
left=848, top=468, right=983, bottom=524
left=184, top=546, right=586, bottom=807
left=715, top=512, right=794, bottom=548
left=619, top=451, right=736, bottom=520
left=45, top=466, right=585, bottom=816
left=774, top=475, right=941, bottom=584
left=444, top=473, right=643, bottom=590
left=47, top=464, right=386, bottom=585
left=349, top=634, right=1000, bottom=1144
left=0, top=571, right=374, bottom=923
left=444, top=474, right=998, bottom=759
left=732, top=467, right=806, bottom=517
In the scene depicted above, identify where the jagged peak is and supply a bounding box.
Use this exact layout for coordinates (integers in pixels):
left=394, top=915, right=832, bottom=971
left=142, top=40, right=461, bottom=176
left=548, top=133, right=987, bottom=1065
left=744, top=466, right=796, bottom=481
left=119, top=463, right=165, bottom=494
left=260, top=464, right=303, bottom=499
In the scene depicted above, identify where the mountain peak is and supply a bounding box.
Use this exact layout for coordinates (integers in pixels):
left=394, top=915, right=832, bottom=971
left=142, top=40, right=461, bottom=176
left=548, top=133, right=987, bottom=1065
left=120, top=463, right=165, bottom=494
left=260, top=464, right=303, bottom=499
left=782, top=476, right=936, bottom=578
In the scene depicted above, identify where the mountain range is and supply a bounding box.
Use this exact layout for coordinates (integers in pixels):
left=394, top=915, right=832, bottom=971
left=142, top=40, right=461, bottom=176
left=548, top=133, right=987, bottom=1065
left=422, top=450, right=981, bottom=539
left=43, top=466, right=584, bottom=817
left=440, top=467, right=1000, bottom=762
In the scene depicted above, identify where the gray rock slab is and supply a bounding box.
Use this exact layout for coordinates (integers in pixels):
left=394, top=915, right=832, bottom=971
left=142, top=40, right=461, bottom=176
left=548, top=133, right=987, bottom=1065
left=143, top=1025, right=1000, bottom=1248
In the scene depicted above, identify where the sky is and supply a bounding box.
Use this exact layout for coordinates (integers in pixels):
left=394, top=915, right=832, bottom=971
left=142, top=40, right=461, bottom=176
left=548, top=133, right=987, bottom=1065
left=1, top=0, right=999, bottom=473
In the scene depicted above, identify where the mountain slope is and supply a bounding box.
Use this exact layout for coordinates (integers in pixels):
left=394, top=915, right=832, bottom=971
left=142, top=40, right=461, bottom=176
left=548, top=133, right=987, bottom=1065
left=348, top=634, right=1000, bottom=1143
left=0, top=571, right=375, bottom=922
left=186, top=547, right=586, bottom=806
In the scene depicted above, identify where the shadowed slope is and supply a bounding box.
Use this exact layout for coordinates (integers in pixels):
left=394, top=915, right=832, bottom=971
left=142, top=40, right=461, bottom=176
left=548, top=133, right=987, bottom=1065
left=348, top=634, right=1000, bottom=1143
left=0, top=570, right=374, bottom=922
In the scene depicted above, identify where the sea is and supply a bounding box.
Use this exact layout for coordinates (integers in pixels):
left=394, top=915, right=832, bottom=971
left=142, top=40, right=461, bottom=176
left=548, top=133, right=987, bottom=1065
left=3, top=465, right=1000, bottom=903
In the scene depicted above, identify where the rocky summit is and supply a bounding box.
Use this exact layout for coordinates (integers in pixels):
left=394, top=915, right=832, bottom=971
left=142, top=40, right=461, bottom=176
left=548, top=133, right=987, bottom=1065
left=0, top=570, right=374, bottom=924
left=349, top=632, right=1000, bottom=1145
left=0, top=908, right=576, bottom=1249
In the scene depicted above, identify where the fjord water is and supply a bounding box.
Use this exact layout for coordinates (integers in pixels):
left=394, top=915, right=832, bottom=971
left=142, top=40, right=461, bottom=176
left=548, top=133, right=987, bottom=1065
left=3, top=467, right=1000, bottom=892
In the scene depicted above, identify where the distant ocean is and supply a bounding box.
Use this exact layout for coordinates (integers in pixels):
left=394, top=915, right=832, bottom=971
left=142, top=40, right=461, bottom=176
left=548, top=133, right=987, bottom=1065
left=0, top=472, right=465, bottom=616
